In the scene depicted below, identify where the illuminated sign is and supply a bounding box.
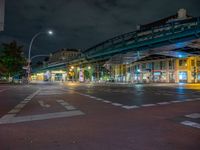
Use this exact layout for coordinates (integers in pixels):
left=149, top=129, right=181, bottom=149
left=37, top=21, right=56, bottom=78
left=79, top=69, right=84, bottom=82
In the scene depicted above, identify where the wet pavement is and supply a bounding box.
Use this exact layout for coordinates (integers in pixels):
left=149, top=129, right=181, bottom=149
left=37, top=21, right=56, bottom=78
left=0, top=82, right=199, bottom=150
left=65, top=83, right=200, bottom=107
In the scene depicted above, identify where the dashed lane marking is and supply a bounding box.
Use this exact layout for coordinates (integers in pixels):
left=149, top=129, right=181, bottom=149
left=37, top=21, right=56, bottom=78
left=38, top=92, right=65, bottom=95
left=181, top=121, right=200, bottom=129
left=122, top=105, right=139, bottom=109
left=141, top=104, right=156, bottom=107
left=185, top=113, right=200, bottom=119
left=171, top=100, right=182, bottom=103
left=95, top=98, right=103, bottom=101
left=75, top=92, right=200, bottom=110
left=157, top=102, right=170, bottom=105
left=103, top=100, right=111, bottom=103
left=111, top=103, right=122, bottom=106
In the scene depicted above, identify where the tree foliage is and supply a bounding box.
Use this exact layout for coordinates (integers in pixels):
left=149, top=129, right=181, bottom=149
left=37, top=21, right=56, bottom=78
left=0, top=41, right=26, bottom=77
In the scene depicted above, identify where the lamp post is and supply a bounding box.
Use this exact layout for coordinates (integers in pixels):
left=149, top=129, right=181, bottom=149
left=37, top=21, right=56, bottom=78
left=27, top=30, right=53, bottom=82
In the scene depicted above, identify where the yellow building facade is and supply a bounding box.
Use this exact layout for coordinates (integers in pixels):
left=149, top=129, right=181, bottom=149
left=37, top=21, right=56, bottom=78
left=112, top=56, right=200, bottom=83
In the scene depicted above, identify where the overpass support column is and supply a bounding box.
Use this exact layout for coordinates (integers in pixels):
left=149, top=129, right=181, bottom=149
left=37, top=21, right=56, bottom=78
left=187, top=58, right=192, bottom=83
left=175, top=59, right=179, bottom=83
left=166, top=60, right=170, bottom=83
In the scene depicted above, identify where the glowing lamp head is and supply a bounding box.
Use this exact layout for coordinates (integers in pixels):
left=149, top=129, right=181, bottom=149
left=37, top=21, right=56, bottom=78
left=48, top=30, right=53, bottom=35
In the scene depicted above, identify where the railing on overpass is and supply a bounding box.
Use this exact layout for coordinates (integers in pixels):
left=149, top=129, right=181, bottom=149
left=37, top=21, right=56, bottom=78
left=83, top=17, right=200, bottom=60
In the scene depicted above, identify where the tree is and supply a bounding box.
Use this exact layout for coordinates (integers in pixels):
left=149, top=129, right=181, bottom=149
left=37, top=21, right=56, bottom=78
left=0, top=40, right=26, bottom=78
left=84, top=70, right=90, bottom=80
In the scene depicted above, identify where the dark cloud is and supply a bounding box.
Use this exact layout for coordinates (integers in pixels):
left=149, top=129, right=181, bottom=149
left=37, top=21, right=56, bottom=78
left=0, top=0, right=199, bottom=59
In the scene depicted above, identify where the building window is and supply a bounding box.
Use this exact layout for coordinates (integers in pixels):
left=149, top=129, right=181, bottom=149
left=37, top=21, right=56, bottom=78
left=179, top=59, right=187, bottom=67
left=160, top=61, right=166, bottom=70
left=142, top=63, right=146, bottom=70
left=154, top=62, right=160, bottom=70
left=197, top=61, right=200, bottom=67
left=169, top=60, right=174, bottom=69
left=147, top=63, right=152, bottom=69
left=191, top=60, right=195, bottom=66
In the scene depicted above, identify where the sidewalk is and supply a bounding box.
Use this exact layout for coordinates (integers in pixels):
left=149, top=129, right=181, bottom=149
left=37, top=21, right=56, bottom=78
left=83, top=82, right=200, bottom=90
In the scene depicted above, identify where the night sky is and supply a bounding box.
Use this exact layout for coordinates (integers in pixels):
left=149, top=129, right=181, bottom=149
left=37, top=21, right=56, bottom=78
left=0, top=0, right=199, bottom=58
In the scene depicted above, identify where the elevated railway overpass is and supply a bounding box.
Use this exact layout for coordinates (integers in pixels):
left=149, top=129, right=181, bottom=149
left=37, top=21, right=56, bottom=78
left=82, top=16, right=200, bottom=63
left=33, top=11, right=200, bottom=83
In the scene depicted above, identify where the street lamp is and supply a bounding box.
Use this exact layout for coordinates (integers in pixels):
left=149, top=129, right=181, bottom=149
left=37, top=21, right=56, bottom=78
left=27, top=30, right=53, bottom=82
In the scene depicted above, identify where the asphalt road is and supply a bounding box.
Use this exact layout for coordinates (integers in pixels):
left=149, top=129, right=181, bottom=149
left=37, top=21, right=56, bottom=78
left=0, top=82, right=199, bottom=150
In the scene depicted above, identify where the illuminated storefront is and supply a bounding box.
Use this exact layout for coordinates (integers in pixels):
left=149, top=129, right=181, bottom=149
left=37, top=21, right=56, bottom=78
left=112, top=56, right=200, bottom=83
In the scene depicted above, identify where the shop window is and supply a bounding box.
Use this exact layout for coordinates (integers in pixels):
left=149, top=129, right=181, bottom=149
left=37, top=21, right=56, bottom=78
left=179, top=71, right=187, bottom=83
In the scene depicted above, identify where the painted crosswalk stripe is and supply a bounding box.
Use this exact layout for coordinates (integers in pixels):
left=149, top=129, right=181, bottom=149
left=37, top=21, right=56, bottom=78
left=24, top=98, right=31, bottom=101
left=21, top=101, right=29, bottom=104
left=181, top=121, right=200, bottom=129
left=185, top=113, right=200, bottom=119
left=15, top=103, right=26, bottom=109
left=8, top=109, right=21, bottom=114
left=1, top=114, right=16, bottom=119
